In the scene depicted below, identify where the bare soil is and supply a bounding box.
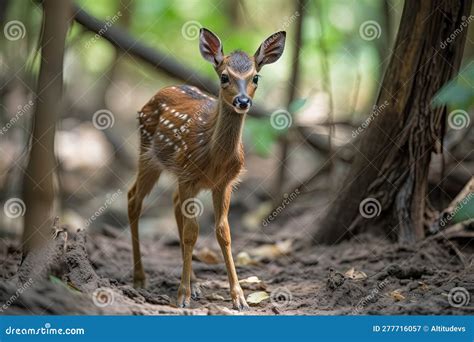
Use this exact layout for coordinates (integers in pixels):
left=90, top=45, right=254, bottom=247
left=1, top=210, right=473, bottom=315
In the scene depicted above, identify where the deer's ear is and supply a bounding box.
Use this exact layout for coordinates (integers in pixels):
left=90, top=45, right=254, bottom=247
left=254, top=31, right=286, bottom=71
left=199, top=28, right=224, bottom=67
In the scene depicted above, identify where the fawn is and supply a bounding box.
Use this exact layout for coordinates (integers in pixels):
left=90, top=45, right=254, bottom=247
left=128, top=28, right=286, bottom=310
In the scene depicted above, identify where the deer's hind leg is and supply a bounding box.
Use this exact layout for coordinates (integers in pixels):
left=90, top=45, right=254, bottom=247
left=128, top=157, right=162, bottom=288
left=173, top=189, right=201, bottom=299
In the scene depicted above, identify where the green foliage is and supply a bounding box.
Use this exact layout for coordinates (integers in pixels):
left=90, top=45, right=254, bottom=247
left=5, top=0, right=396, bottom=159
left=432, top=62, right=474, bottom=110
left=451, top=194, right=474, bottom=224
left=245, top=99, right=306, bottom=157
left=244, top=117, right=280, bottom=157
left=49, top=275, right=82, bottom=294
left=289, top=98, right=307, bottom=113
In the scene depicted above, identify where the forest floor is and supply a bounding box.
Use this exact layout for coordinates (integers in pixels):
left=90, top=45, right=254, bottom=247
left=1, top=205, right=473, bottom=315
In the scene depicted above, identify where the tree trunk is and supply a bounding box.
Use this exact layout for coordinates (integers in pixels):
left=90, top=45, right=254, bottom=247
left=274, top=0, right=306, bottom=200
left=314, top=0, right=471, bottom=245
left=22, top=0, right=71, bottom=252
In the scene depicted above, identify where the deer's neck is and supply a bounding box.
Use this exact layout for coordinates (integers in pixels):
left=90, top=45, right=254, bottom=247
left=209, top=96, right=245, bottom=157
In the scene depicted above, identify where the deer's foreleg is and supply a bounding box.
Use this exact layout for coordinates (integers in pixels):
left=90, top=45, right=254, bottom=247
left=212, top=185, right=249, bottom=311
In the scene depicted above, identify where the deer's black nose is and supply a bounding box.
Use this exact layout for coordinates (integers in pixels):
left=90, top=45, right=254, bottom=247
left=233, top=95, right=252, bottom=110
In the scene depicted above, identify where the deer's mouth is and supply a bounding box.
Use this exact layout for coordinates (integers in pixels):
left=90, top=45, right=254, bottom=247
left=233, top=107, right=249, bottom=114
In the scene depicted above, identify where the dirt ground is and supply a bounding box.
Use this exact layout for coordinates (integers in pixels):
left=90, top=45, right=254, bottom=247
left=1, top=204, right=473, bottom=315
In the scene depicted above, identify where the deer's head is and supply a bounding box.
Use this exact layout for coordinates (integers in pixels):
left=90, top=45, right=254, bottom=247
left=199, top=28, right=286, bottom=114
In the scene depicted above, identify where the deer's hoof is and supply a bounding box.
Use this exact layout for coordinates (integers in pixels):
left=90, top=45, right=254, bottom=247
left=177, top=286, right=191, bottom=308
left=232, top=293, right=250, bottom=311
left=133, top=275, right=147, bottom=289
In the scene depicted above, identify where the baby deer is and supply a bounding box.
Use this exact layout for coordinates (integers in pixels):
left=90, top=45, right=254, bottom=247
left=128, top=28, right=286, bottom=310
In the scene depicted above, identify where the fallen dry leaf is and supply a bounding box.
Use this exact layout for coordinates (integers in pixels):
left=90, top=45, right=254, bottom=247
left=239, top=276, right=262, bottom=284
left=389, top=290, right=405, bottom=301
left=235, top=252, right=257, bottom=266
left=193, top=247, right=221, bottom=265
left=344, top=267, right=367, bottom=280
left=246, top=291, right=270, bottom=305
left=239, top=276, right=267, bottom=291
left=248, top=240, right=292, bottom=260
left=242, top=201, right=274, bottom=230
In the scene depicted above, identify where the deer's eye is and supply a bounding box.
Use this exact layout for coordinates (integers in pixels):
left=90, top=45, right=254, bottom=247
left=220, top=74, right=229, bottom=84
left=252, top=75, right=260, bottom=85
